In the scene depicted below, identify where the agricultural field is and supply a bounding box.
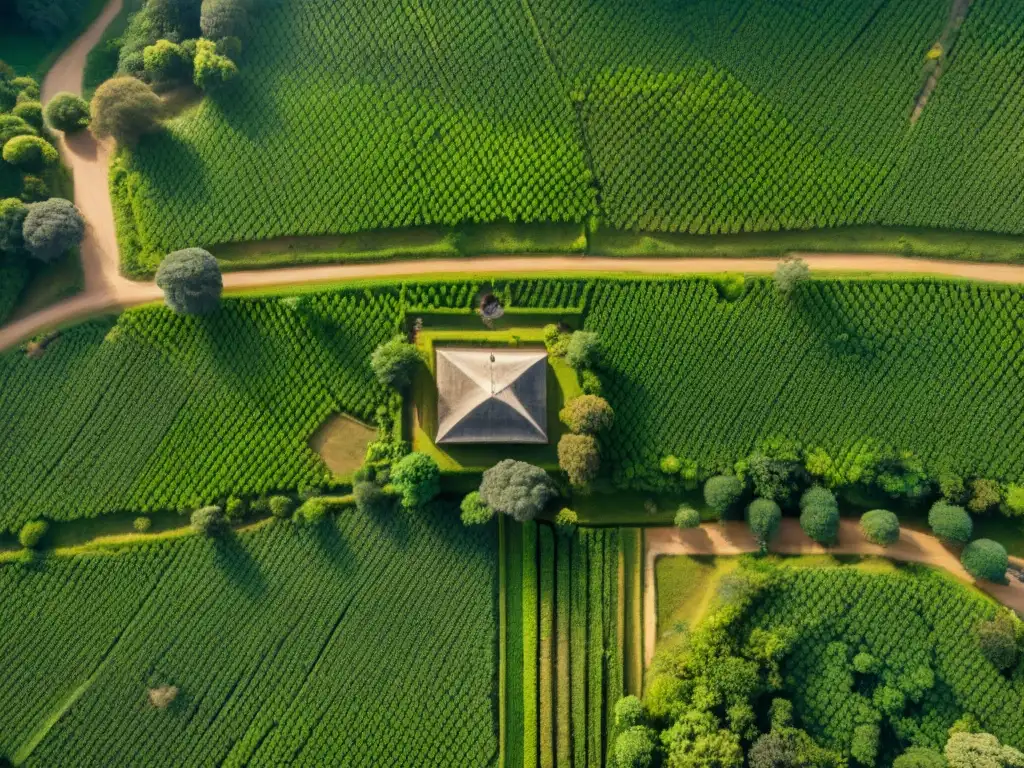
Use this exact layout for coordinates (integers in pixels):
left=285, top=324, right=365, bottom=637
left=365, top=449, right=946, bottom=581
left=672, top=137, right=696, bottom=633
left=114, top=0, right=1024, bottom=271
left=0, top=501, right=498, bottom=767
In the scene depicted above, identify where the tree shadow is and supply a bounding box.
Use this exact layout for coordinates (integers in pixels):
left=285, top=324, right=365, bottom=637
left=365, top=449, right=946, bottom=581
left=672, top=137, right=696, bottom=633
left=212, top=533, right=267, bottom=599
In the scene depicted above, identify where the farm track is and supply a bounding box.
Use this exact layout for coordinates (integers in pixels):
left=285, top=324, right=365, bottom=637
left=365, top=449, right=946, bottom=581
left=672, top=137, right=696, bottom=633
left=644, top=519, right=1024, bottom=666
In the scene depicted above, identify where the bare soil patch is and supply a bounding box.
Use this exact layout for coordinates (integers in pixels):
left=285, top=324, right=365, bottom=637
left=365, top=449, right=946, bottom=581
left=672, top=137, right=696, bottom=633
left=310, top=413, right=376, bottom=478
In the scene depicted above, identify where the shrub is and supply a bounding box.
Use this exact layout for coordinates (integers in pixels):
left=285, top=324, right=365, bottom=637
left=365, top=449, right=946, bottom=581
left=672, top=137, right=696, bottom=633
left=90, top=77, right=162, bottom=144
left=355, top=481, right=392, bottom=516
left=200, top=0, right=249, bottom=39
left=675, top=505, right=700, bottom=530
left=746, top=498, right=781, bottom=551
left=860, top=509, right=900, bottom=546
left=147, top=684, right=179, bottom=709
left=611, top=726, right=657, bottom=768
left=193, top=39, right=238, bottom=90
left=295, top=497, right=329, bottom=525
left=774, top=256, right=809, bottom=299
left=478, top=459, right=556, bottom=522
left=554, top=507, right=578, bottom=535
left=143, top=39, right=192, bottom=84
left=22, top=198, right=85, bottom=262
left=542, top=323, right=569, bottom=356
left=12, top=101, right=43, bottom=130
left=977, top=613, right=1018, bottom=671
left=459, top=491, right=493, bottom=525
left=268, top=495, right=293, bottom=519
left=928, top=501, right=973, bottom=545
left=893, top=747, right=948, bottom=768
left=799, top=486, right=840, bottom=545
left=44, top=92, right=90, bottom=132
left=557, top=433, right=600, bottom=487
left=565, top=330, right=600, bottom=369
left=967, top=478, right=1002, bottom=513
left=704, top=475, right=743, bottom=517
left=20, top=174, right=47, bottom=202
left=559, top=394, right=614, bottom=434
left=391, top=452, right=440, bottom=509
left=660, top=455, right=681, bottom=474
left=851, top=723, right=879, bottom=767
left=580, top=369, right=602, bottom=395
left=369, top=336, right=420, bottom=389
left=18, top=519, right=48, bottom=549
left=155, top=248, right=223, bottom=315
left=615, top=695, right=645, bottom=729
left=225, top=496, right=247, bottom=521
left=2, top=135, right=58, bottom=170
left=0, top=197, right=28, bottom=253
left=1006, top=484, right=1024, bottom=517
left=945, top=732, right=1024, bottom=768
left=961, top=539, right=1008, bottom=582
left=853, top=651, right=880, bottom=675
left=133, top=516, right=152, bottom=532
left=0, top=114, right=35, bottom=145
left=191, top=505, right=226, bottom=536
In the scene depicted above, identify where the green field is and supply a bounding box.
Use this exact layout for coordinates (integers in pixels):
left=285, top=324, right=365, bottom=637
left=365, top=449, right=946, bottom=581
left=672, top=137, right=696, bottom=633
left=0, top=502, right=498, bottom=766
left=115, top=0, right=1024, bottom=271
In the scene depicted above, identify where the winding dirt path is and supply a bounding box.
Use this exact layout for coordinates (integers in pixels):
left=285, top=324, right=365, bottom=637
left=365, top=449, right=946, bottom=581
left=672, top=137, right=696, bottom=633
left=644, top=519, right=1024, bottom=665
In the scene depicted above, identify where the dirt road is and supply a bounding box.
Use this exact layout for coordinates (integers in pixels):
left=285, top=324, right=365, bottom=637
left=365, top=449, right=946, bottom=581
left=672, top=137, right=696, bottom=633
left=644, top=519, right=1024, bottom=665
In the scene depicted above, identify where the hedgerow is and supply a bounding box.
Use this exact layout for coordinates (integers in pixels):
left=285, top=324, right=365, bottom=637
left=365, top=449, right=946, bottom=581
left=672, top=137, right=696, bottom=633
left=0, top=502, right=498, bottom=766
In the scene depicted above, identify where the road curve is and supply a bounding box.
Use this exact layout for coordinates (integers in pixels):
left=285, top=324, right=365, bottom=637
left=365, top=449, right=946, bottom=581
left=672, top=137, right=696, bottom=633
left=644, top=519, right=1024, bottom=665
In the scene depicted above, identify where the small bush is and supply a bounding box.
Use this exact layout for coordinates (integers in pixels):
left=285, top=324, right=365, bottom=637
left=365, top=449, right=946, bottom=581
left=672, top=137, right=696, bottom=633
left=660, top=455, right=681, bottom=474
left=565, top=330, right=600, bottom=369
left=558, top=433, right=600, bottom=487
left=747, top=498, right=781, bottom=551
left=1006, top=484, right=1024, bottom=517
left=961, top=539, right=1008, bottom=582
left=852, top=651, right=880, bottom=675
left=559, top=394, right=613, bottom=434
left=18, top=519, right=48, bottom=549
left=0, top=197, right=28, bottom=253
left=191, top=505, right=226, bottom=536
left=459, top=491, right=494, bottom=525
left=977, top=613, right=1018, bottom=670
left=156, top=248, right=223, bottom=315
left=615, top=695, right=645, bottom=729
left=268, top=495, right=293, bottom=519
left=295, top=497, right=330, bottom=525
left=45, top=92, right=90, bottom=132
left=967, top=478, right=1002, bottom=513
left=0, top=114, right=35, bottom=145
left=147, top=685, right=179, bottom=709
left=355, top=481, right=392, bottom=516
left=370, top=336, right=420, bottom=389
left=143, top=39, right=192, bottom=84
left=391, top=452, right=441, bottom=508
left=193, top=39, right=238, bottom=90
left=928, top=501, right=973, bottom=544
left=554, top=507, right=578, bottom=535
left=860, top=509, right=900, bottom=546
left=133, top=516, right=152, bottom=532
left=799, top=486, right=840, bottom=545
left=893, top=747, right=948, bottom=768
left=611, top=726, right=656, bottom=768
left=675, top=505, right=700, bottom=529
left=580, top=369, right=602, bottom=395
left=774, top=257, right=809, bottom=299
left=704, top=475, right=743, bottom=517
left=12, top=101, right=43, bottom=130
left=2, top=135, right=57, bottom=170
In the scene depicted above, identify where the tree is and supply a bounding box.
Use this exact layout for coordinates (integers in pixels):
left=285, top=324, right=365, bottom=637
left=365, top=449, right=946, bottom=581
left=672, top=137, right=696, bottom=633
left=559, top=394, right=614, bottom=434
left=747, top=498, right=781, bottom=552
left=893, top=748, right=948, bottom=768
left=977, top=613, right=1018, bottom=671
left=44, top=91, right=90, bottom=132
left=615, top=695, right=645, bottom=728
left=944, top=732, right=1024, bottom=768
left=370, top=336, right=420, bottom=389
left=354, top=481, right=392, bottom=516
left=391, top=452, right=440, bottom=509
left=268, top=495, right=293, bottom=518
left=704, top=475, right=743, bottom=518
left=0, top=114, right=36, bottom=145
left=90, top=76, right=162, bottom=144
left=558, top=433, right=600, bottom=487
left=1006, top=484, right=1024, bottom=517
left=155, top=247, right=222, bottom=315
left=799, top=486, right=840, bottom=545
left=851, top=723, right=880, bottom=767
left=675, top=505, right=700, bottom=530
left=459, top=491, right=493, bottom=525
left=478, top=459, right=556, bottom=522
left=554, top=507, right=578, bottom=535
left=18, top=519, right=48, bottom=548
left=774, top=257, right=809, bottom=299
left=200, top=0, right=248, bottom=39
left=860, top=509, right=900, bottom=546
left=968, top=478, right=1002, bottom=513
left=611, top=726, right=656, bottom=768
left=193, top=38, right=238, bottom=90
left=746, top=451, right=806, bottom=506
left=133, top=516, right=152, bottom=532
left=961, top=539, right=1008, bottom=582
left=566, top=330, right=601, bottom=369
left=22, top=198, right=84, bottom=262
left=191, top=505, right=226, bottom=535
left=143, top=39, right=191, bottom=84
left=928, top=501, right=973, bottom=545
left=13, top=100, right=43, bottom=130
left=0, top=197, right=28, bottom=254
left=2, top=135, right=57, bottom=170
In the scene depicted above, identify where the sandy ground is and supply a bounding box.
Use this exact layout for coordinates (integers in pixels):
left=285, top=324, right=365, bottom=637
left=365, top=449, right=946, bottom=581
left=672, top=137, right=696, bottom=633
left=644, top=519, right=1024, bottom=665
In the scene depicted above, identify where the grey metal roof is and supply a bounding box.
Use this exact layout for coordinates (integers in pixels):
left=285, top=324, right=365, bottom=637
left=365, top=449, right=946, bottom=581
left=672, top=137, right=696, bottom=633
left=435, top=347, right=548, bottom=444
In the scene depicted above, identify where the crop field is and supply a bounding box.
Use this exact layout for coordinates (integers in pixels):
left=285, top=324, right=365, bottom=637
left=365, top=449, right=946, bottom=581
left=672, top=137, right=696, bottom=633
left=0, top=502, right=498, bottom=767
left=114, top=0, right=1024, bottom=271
left=743, top=561, right=1024, bottom=758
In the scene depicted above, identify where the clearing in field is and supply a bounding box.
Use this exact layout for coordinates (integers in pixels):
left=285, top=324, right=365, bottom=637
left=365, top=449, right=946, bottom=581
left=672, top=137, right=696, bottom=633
left=309, top=413, right=377, bottom=478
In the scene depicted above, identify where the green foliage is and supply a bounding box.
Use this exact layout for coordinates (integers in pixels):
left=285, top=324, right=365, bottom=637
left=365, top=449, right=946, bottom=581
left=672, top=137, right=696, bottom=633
left=851, top=723, right=880, bottom=766
left=611, top=726, right=656, bottom=768
left=22, top=197, right=84, bottom=262
left=893, top=747, right=948, bottom=768
left=0, top=114, right=36, bottom=145
left=391, top=452, right=440, bottom=509
left=961, top=539, right=1008, bottom=583
left=18, top=519, right=48, bottom=548
left=746, top=446, right=806, bottom=506
left=852, top=652, right=880, bottom=675
left=132, top=516, right=151, bottom=532
left=143, top=39, right=191, bottom=84
left=44, top=91, right=90, bottom=132
left=369, top=335, right=420, bottom=389
left=354, top=481, right=391, bottom=516
left=193, top=38, right=238, bottom=90
left=268, top=495, right=294, bottom=519
left=859, top=509, right=900, bottom=547
left=1006, top=485, right=1024, bottom=517
left=799, top=486, right=839, bottom=545
left=968, top=478, right=1002, bottom=514
left=977, top=613, right=1018, bottom=672
left=774, top=257, right=810, bottom=299
left=566, top=331, right=601, bottom=370
left=675, top=505, right=700, bottom=530
left=553, top=506, right=577, bottom=535
left=2, top=135, right=57, bottom=170
left=559, top=394, right=614, bottom=434
left=459, top=490, right=493, bottom=526
left=704, top=475, right=743, bottom=518
left=90, top=76, right=162, bottom=144
left=928, top=502, right=973, bottom=545
left=155, top=247, right=222, bottom=315
left=479, top=459, right=556, bottom=522
left=200, top=0, right=249, bottom=39
left=190, top=504, right=225, bottom=535
left=0, top=502, right=497, bottom=764
left=0, top=196, right=28, bottom=253
left=12, top=101, right=43, bottom=130
left=294, top=496, right=329, bottom=525
left=558, top=433, right=600, bottom=488
left=614, top=695, right=645, bottom=729
left=746, top=498, right=781, bottom=551
left=944, top=732, right=1024, bottom=768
